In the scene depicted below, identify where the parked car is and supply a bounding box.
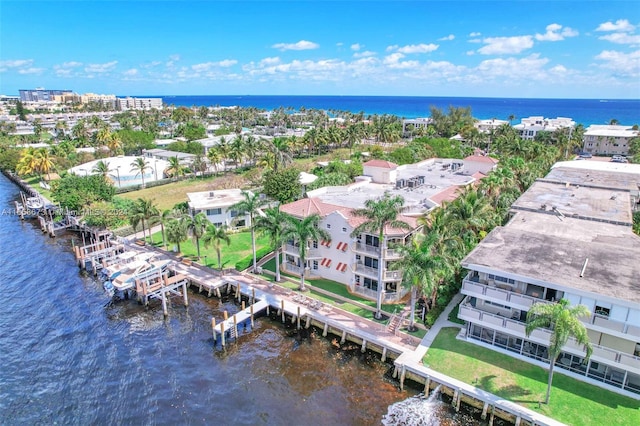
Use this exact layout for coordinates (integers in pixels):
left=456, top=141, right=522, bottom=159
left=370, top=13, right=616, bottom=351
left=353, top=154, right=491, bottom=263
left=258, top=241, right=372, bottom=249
left=578, top=152, right=592, bottom=158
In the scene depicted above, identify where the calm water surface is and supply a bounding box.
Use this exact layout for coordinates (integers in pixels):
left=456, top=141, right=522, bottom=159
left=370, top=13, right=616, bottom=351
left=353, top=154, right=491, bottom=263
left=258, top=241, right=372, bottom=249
left=0, top=174, right=481, bottom=425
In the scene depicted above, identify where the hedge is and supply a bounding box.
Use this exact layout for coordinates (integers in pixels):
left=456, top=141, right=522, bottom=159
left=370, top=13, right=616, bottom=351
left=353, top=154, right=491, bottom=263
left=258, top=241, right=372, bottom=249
left=235, top=246, right=272, bottom=271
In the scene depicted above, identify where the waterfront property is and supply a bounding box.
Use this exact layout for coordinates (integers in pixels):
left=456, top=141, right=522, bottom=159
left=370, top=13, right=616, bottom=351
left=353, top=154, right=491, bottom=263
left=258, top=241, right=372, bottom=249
left=581, top=124, right=639, bottom=157
left=279, top=157, right=484, bottom=303
left=513, top=116, right=575, bottom=140
left=457, top=160, right=640, bottom=398
left=187, top=189, right=254, bottom=229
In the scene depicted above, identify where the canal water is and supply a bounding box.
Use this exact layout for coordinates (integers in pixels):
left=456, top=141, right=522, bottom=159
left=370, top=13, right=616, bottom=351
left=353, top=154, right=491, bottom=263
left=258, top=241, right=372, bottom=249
left=0, top=174, right=481, bottom=425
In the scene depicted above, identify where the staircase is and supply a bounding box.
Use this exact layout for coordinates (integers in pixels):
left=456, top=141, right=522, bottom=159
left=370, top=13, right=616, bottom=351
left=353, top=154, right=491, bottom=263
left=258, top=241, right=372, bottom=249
left=386, top=309, right=409, bottom=335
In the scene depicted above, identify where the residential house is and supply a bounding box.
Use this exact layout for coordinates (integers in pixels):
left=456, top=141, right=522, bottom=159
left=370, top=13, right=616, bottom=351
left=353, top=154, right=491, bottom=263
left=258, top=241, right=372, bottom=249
left=187, top=189, right=253, bottom=229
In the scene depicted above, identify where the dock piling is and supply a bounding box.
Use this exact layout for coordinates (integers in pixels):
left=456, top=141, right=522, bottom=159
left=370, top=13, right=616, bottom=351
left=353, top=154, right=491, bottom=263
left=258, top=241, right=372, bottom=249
left=296, top=306, right=300, bottom=330
left=212, top=318, right=216, bottom=342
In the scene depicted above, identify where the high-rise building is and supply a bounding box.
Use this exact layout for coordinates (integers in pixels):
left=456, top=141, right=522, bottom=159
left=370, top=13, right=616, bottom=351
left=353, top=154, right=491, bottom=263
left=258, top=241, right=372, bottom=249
left=19, top=89, right=73, bottom=102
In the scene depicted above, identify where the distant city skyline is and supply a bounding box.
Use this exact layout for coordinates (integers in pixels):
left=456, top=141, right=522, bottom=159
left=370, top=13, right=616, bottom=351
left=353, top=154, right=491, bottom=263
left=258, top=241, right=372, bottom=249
left=1, top=1, right=639, bottom=99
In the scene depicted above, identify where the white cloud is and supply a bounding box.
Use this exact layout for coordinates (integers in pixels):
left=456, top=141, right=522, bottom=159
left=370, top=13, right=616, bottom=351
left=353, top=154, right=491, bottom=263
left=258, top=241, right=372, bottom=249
left=192, top=60, right=238, bottom=72
left=60, top=61, right=82, bottom=68
left=596, top=19, right=635, bottom=32
left=598, top=32, right=640, bottom=45
left=353, top=50, right=376, bottom=58
left=466, top=50, right=476, bottom=56
left=469, top=32, right=481, bottom=37
left=476, top=54, right=550, bottom=79
left=478, top=36, right=534, bottom=55
left=351, top=43, right=362, bottom=51
left=0, top=59, right=33, bottom=71
left=595, top=49, right=640, bottom=77
left=468, top=38, right=482, bottom=44
left=535, top=23, right=579, bottom=41
left=438, top=34, right=455, bottom=41
left=84, top=61, right=118, bottom=73
left=396, top=43, right=439, bottom=54
left=123, top=68, right=138, bottom=76
left=18, top=67, right=45, bottom=75
left=383, top=52, right=420, bottom=69
left=259, top=57, right=281, bottom=66
left=272, top=40, right=319, bottom=51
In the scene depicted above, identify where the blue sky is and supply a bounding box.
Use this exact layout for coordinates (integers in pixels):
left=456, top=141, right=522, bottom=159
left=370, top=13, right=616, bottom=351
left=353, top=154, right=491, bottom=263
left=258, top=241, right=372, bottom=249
left=1, top=1, right=639, bottom=98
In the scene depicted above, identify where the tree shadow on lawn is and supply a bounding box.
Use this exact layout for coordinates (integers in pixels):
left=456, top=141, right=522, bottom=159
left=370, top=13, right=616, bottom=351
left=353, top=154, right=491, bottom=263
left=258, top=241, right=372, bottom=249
left=437, top=328, right=640, bottom=410
left=479, top=375, right=536, bottom=403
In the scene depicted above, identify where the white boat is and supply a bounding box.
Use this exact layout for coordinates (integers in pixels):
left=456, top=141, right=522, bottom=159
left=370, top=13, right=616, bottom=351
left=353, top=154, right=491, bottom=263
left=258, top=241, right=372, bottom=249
left=102, top=251, right=155, bottom=280
left=25, top=196, right=44, bottom=210
left=109, top=258, right=173, bottom=292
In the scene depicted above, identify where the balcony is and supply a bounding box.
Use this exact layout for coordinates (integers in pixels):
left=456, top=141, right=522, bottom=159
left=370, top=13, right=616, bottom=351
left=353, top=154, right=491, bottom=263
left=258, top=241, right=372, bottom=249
left=459, top=303, right=640, bottom=373
left=353, top=242, right=380, bottom=256
left=352, top=285, right=404, bottom=302
left=583, top=314, right=640, bottom=340
left=284, top=244, right=321, bottom=258
left=282, top=263, right=321, bottom=278
left=461, top=278, right=542, bottom=311
left=353, top=263, right=402, bottom=282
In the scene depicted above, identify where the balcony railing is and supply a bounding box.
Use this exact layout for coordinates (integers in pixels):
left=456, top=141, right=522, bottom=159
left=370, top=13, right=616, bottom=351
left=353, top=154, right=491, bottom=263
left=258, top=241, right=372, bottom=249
left=353, top=243, right=380, bottom=256
left=282, top=263, right=321, bottom=278
left=284, top=244, right=321, bottom=258
left=463, top=274, right=640, bottom=340
left=384, top=269, right=402, bottom=281
left=352, top=285, right=403, bottom=302
left=461, top=278, right=541, bottom=310
left=459, top=303, right=640, bottom=372
left=353, top=263, right=402, bottom=282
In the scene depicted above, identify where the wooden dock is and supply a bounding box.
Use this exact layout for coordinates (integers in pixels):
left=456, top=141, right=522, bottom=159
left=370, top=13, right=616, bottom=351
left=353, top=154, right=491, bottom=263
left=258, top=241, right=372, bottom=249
left=136, top=273, right=190, bottom=317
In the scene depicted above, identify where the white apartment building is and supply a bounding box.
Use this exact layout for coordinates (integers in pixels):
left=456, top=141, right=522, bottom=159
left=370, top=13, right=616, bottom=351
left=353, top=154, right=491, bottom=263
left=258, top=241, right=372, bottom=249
left=475, top=118, right=509, bottom=134
left=117, top=97, right=163, bottom=110
left=187, top=189, right=252, bottom=229
left=279, top=157, right=484, bottom=302
left=513, top=116, right=576, bottom=140
left=458, top=161, right=640, bottom=398
left=582, top=124, right=639, bottom=157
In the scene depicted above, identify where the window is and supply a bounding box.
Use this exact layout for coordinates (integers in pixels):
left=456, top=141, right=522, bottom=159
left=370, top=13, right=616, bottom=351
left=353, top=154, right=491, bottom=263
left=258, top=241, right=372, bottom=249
left=312, top=260, right=318, bottom=270
left=312, top=240, right=318, bottom=249
left=214, top=222, right=223, bottom=227
left=365, top=235, right=379, bottom=247
left=230, top=210, right=239, bottom=218
left=364, top=256, right=378, bottom=269
left=595, top=305, right=610, bottom=317
left=206, top=208, right=222, bottom=215
left=363, top=277, right=378, bottom=291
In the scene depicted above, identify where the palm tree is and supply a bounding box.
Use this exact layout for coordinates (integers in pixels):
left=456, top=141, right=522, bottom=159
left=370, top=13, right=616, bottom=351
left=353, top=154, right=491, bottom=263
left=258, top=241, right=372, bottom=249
left=351, top=194, right=411, bottom=319
left=165, top=217, right=188, bottom=254
left=130, top=157, right=151, bottom=188
left=150, top=208, right=174, bottom=250
left=185, top=212, right=208, bottom=259
left=229, top=191, right=265, bottom=273
left=254, top=206, right=287, bottom=282
left=282, top=213, right=330, bottom=291
left=16, top=147, right=39, bottom=176
left=206, top=147, right=222, bottom=174
left=526, top=299, right=592, bottom=404
left=202, top=224, right=231, bottom=269
left=92, top=160, right=112, bottom=184
left=128, top=198, right=158, bottom=243
left=108, top=133, right=122, bottom=155
left=34, top=148, right=55, bottom=181
left=164, top=156, right=186, bottom=180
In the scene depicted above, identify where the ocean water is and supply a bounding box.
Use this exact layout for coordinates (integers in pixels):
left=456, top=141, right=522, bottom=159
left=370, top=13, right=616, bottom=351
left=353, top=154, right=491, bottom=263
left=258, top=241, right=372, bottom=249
left=138, top=95, right=640, bottom=127
left=0, top=173, right=483, bottom=425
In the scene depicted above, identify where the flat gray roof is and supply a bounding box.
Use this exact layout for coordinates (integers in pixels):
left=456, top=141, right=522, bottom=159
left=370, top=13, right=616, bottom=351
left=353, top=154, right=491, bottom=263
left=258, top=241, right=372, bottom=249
left=463, top=212, right=640, bottom=304
left=547, top=164, right=640, bottom=192
left=308, top=159, right=474, bottom=214
left=512, top=180, right=633, bottom=225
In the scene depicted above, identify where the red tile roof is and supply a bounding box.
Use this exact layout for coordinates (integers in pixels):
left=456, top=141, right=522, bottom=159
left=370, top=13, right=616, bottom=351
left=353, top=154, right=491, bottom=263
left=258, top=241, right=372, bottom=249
left=464, top=155, right=499, bottom=164
left=363, top=159, right=398, bottom=169
left=430, top=185, right=464, bottom=205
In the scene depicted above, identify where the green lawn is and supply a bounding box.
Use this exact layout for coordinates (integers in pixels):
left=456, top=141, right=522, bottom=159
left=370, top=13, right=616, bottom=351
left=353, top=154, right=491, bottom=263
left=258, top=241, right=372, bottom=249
left=261, top=256, right=410, bottom=325
left=23, top=175, right=54, bottom=201
left=149, top=230, right=270, bottom=270
left=423, top=328, right=640, bottom=425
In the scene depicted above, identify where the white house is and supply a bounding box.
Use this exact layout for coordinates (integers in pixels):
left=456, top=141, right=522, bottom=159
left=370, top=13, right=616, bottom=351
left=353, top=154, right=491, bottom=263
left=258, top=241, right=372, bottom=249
left=513, top=116, right=575, bottom=140
left=457, top=161, right=640, bottom=398
left=582, top=124, right=639, bottom=157
left=187, top=189, right=252, bottom=229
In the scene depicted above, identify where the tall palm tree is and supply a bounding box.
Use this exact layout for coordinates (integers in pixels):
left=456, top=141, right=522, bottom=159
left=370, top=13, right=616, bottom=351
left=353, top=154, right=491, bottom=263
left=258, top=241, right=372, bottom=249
left=185, top=212, right=208, bottom=259
left=202, top=224, right=231, bottom=269
left=165, top=217, right=188, bottom=254
left=229, top=134, right=245, bottom=169
left=206, top=147, right=222, bottom=174
left=351, top=194, right=411, bottom=319
left=282, top=213, right=330, bottom=291
left=130, top=157, right=151, bottom=188
left=16, top=147, right=39, bottom=176
left=254, top=206, right=287, bottom=282
left=150, top=208, right=174, bottom=250
left=229, top=191, right=265, bottom=273
left=128, top=198, right=158, bottom=243
left=526, top=299, right=592, bottom=404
